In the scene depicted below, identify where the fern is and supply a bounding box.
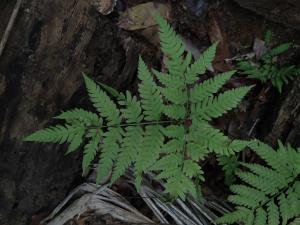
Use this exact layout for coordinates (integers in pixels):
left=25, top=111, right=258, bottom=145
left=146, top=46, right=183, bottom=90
left=217, top=154, right=240, bottom=186
left=83, top=74, right=121, bottom=125
left=24, top=14, right=251, bottom=199
left=216, top=141, right=300, bottom=225
left=82, top=128, right=102, bottom=174
left=237, top=32, right=300, bottom=92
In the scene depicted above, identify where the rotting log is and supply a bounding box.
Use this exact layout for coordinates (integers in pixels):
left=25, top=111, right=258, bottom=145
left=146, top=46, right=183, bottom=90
left=0, top=0, right=133, bottom=224
left=233, top=0, right=300, bottom=30
left=264, top=77, right=300, bottom=147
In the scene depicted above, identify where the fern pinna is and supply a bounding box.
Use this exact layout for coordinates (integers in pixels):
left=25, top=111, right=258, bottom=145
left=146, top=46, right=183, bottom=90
left=216, top=141, right=300, bottom=225
left=24, top=14, right=251, bottom=199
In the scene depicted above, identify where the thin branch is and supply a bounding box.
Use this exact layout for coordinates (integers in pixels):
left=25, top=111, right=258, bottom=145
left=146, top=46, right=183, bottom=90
left=0, top=0, right=23, bottom=58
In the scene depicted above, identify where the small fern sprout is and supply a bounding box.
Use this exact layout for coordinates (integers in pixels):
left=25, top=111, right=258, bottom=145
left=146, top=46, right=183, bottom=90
left=24, top=13, right=253, bottom=199
left=237, top=32, right=300, bottom=92
left=216, top=140, right=300, bottom=225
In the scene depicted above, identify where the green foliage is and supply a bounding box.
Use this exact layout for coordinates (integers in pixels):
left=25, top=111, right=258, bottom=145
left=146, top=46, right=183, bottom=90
left=217, top=154, right=240, bottom=186
left=24, top=14, right=251, bottom=199
left=237, top=32, right=300, bottom=92
left=216, top=141, right=300, bottom=225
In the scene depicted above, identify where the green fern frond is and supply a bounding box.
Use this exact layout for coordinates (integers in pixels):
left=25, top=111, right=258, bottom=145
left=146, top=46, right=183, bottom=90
left=269, top=42, right=292, bottom=56
left=83, top=74, right=120, bottom=125
left=154, top=13, right=187, bottom=78
left=217, top=141, right=300, bottom=225
left=98, top=82, right=125, bottom=101
left=216, top=207, right=250, bottom=224
left=153, top=69, right=185, bottom=89
left=66, top=127, right=85, bottom=154
left=24, top=15, right=253, bottom=200
left=119, top=91, right=143, bottom=123
left=289, top=217, right=300, bottom=225
left=241, top=163, right=291, bottom=188
left=135, top=125, right=164, bottom=188
left=138, top=57, right=163, bottom=121
left=162, top=125, right=184, bottom=138
left=96, top=127, right=123, bottom=184
left=236, top=38, right=298, bottom=92
left=182, top=159, right=203, bottom=179
left=54, top=108, right=101, bottom=125
left=254, top=208, right=267, bottom=225
left=163, top=104, right=186, bottom=120
left=151, top=153, right=199, bottom=199
left=163, top=139, right=184, bottom=154
left=192, top=86, right=252, bottom=121
left=249, top=140, right=296, bottom=178
left=82, top=129, right=102, bottom=175
left=164, top=172, right=198, bottom=200
left=190, top=71, right=235, bottom=103
left=137, top=125, right=164, bottom=171
left=24, top=124, right=82, bottom=144
left=187, top=142, right=208, bottom=161
left=218, top=155, right=240, bottom=185
left=151, top=154, right=182, bottom=172
left=185, top=42, right=218, bottom=84
left=159, top=86, right=188, bottom=105
left=264, top=30, right=272, bottom=45
left=190, top=122, right=234, bottom=155
left=111, top=126, right=143, bottom=183
left=154, top=14, right=184, bottom=60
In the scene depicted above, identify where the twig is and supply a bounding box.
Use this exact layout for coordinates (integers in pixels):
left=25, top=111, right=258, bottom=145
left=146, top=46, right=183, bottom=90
left=0, top=0, right=23, bottom=58
left=248, top=118, right=259, bottom=137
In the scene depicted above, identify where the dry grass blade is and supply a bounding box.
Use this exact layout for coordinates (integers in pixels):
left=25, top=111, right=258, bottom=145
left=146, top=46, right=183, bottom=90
left=42, top=183, right=153, bottom=225
left=42, top=169, right=232, bottom=225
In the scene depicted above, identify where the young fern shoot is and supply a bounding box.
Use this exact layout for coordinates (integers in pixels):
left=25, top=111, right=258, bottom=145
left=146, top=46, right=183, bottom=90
left=24, top=14, right=252, bottom=199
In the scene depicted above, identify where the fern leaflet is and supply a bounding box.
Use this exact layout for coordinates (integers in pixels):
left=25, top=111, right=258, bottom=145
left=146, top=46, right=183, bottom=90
left=216, top=141, right=300, bottom=225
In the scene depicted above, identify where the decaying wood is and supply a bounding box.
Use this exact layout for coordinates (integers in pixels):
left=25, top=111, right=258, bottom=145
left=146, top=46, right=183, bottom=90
left=265, top=77, right=300, bottom=147
left=43, top=183, right=153, bottom=225
left=0, top=0, right=23, bottom=57
left=233, top=0, right=300, bottom=30
left=92, top=0, right=117, bottom=15
left=42, top=172, right=232, bottom=225
left=0, top=0, right=132, bottom=224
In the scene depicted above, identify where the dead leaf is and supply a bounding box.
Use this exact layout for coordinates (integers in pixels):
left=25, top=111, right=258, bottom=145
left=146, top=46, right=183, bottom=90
left=30, top=212, right=49, bottom=225
left=139, top=26, right=160, bottom=45
left=117, top=2, right=171, bottom=31
left=253, top=37, right=268, bottom=59
left=208, top=12, right=232, bottom=72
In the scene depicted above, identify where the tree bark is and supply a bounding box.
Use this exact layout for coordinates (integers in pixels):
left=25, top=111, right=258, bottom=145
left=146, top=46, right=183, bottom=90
left=264, top=78, right=300, bottom=147
left=233, top=0, right=300, bottom=30
left=0, top=0, right=131, bottom=224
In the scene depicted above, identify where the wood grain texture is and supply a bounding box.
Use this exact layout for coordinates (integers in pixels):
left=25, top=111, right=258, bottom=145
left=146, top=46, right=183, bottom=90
left=0, top=0, right=98, bottom=224
left=233, top=0, right=300, bottom=30
left=92, top=0, right=117, bottom=15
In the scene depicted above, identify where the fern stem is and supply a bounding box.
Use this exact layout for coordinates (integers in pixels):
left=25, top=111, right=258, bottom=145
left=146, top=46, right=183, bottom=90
left=88, top=120, right=177, bottom=129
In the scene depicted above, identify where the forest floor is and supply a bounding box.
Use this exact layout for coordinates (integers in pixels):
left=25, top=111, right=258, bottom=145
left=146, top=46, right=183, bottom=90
left=29, top=0, right=300, bottom=225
